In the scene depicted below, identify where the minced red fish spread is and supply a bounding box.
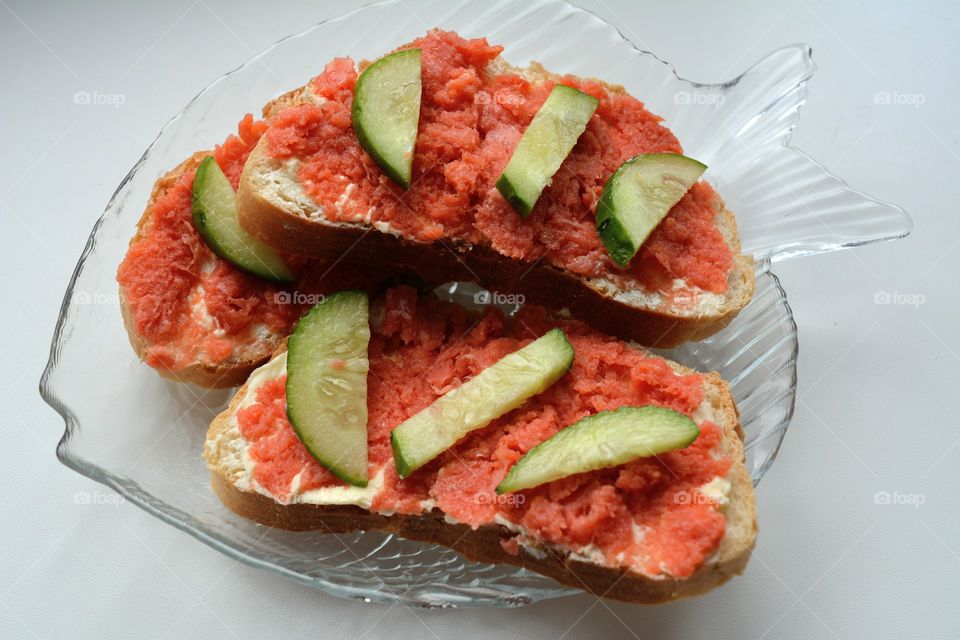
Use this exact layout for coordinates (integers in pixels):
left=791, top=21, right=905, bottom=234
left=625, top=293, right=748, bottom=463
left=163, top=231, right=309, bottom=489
left=265, top=30, right=733, bottom=294
left=236, top=286, right=732, bottom=578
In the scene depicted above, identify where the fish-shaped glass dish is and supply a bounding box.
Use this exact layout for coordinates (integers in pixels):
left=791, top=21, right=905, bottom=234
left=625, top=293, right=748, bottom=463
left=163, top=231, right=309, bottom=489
left=40, top=0, right=910, bottom=607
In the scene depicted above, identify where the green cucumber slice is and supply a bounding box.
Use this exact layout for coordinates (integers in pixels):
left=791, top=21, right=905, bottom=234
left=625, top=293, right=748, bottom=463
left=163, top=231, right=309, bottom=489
left=496, top=405, right=700, bottom=493
left=286, top=291, right=371, bottom=487
left=595, top=153, right=706, bottom=267
left=391, top=328, right=574, bottom=478
left=191, top=156, right=294, bottom=282
left=352, top=48, right=422, bottom=189
left=495, top=85, right=599, bottom=216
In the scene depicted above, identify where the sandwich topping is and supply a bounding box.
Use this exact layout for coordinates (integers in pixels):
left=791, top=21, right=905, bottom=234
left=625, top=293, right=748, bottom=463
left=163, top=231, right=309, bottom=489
left=220, top=286, right=733, bottom=579
left=265, top=29, right=734, bottom=295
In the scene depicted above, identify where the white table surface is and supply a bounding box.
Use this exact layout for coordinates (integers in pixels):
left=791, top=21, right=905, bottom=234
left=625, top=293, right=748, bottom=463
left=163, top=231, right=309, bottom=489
left=2, top=1, right=957, bottom=637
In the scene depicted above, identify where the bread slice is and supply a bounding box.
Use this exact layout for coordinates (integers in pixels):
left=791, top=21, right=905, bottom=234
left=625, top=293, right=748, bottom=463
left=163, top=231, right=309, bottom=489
left=237, top=50, right=755, bottom=349
left=118, top=152, right=289, bottom=388
left=204, top=297, right=757, bottom=604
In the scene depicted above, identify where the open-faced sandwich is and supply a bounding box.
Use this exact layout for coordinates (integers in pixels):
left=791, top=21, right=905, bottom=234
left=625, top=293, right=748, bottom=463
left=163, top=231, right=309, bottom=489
left=205, top=286, right=757, bottom=603
left=237, top=30, right=754, bottom=347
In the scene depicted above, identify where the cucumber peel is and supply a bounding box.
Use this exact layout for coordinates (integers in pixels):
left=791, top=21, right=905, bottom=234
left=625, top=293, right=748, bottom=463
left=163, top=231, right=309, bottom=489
left=496, top=85, right=598, bottom=216
left=286, top=291, right=371, bottom=487
left=191, top=156, right=294, bottom=282
left=391, top=328, right=574, bottom=478
left=595, top=153, right=706, bottom=267
left=497, top=405, right=700, bottom=493
left=352, top=49, right=422, bottom=189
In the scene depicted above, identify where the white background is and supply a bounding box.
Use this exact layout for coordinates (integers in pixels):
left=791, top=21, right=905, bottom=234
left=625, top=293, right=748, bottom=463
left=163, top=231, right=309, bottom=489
left=2, top=1, right=958, bottom=638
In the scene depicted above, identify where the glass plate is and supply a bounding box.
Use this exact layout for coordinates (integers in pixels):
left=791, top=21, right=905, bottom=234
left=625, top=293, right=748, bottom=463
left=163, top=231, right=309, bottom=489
left=40, top=0, right=911, bottom=607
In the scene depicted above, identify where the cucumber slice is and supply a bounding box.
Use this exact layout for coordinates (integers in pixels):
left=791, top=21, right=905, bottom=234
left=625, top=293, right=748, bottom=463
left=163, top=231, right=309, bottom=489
left=496, top=85, right=599, bottom=216
left=191, top=156, right=294, bottom=282
left=391, top=328, right=574, bottom=478
left=595, top=153, right=706, bottom=267
left=286, top=291, right=371, bottom=487
left=497, top=405, right=700, bottom=494
left=352, top=49, right=422, bottom=189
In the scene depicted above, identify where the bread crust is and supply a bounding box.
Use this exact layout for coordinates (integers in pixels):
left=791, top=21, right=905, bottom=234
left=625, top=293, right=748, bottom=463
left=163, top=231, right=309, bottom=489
left=205, top=345, right=757, bottom=604
left=118, top=152, right=283, bottom=388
